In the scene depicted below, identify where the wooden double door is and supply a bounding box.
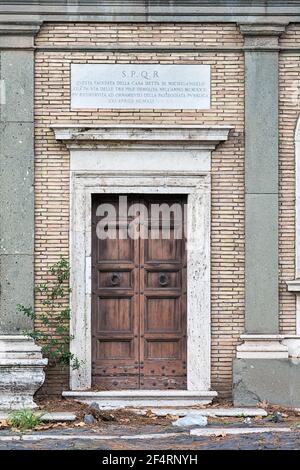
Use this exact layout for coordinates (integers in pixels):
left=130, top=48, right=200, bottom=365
left=91, top=194, right=187, bottom=390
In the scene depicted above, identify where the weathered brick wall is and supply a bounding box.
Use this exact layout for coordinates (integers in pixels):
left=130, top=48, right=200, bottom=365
left=279, top=25, right=300, bottom=334
left=34, top=23, right=245, bottom=396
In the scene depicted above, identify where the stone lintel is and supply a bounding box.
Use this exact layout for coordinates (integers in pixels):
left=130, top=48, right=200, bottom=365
left=51, top=125, right=232, bottom=151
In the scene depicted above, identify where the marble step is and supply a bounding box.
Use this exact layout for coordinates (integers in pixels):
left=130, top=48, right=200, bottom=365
left=62, top=390, right=217, bottom=408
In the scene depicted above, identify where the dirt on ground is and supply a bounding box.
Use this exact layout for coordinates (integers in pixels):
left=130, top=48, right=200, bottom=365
left=36, top=396, right=174, bottom=428
left=36, top=396, right=88, bottom=414
left=4, top=396, right=300, bottom=432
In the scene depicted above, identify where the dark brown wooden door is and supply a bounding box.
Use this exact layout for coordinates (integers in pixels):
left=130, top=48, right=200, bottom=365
left=92, top=194, right=187, bottom=390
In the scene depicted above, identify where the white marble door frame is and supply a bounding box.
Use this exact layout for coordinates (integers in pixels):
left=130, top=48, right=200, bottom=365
left=51, top=125, right=231, bottom=391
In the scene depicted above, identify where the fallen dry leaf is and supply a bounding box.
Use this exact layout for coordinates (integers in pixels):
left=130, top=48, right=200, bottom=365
left=165, top=414, right=176, bottom=420
left=257, top=401, right=269, bottom=409
left=74, top=421, right=86, bottom=427
left=120, top=418, right=130, bottom=423
left=34, top=422, right=67, bottom=431
left=0, top=419, right=9, bottom=428
left=215, top=432, right=227, bottom=438
left=253, top=416, right=263, bottom=422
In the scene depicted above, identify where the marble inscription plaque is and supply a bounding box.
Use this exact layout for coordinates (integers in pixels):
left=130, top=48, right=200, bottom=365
left=71, top=64, right=210, bottom=109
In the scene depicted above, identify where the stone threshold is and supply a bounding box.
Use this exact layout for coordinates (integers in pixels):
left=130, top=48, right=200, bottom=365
left=0, top=432, right=185, bottom=442
left=62, top=390, right=217, bottom=408
left=190, top=427, right=292, bottom=437
left=130, top=407, right=268, bottom=417
left=0, top=411, right=76, bottom=422
left=0, top=407, right=267, bottom=421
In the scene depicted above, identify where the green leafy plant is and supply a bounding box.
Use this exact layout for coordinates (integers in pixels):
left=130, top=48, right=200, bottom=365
left=17, top=258, right=80, bottom=371
left=8, top=409, right=43, bottom=430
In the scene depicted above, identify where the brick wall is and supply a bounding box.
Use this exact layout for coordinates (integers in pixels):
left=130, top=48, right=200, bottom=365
left=279, top=25, right=300, bottom=334
left=34, top=23, right=245, bottom=396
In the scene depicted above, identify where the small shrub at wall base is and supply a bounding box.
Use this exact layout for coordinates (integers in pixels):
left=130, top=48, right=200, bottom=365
left=17, top=258, right=81, bottom=371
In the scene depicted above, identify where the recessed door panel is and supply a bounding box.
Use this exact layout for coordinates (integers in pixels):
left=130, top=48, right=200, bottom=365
left=96, top=297, right=133, bottom=333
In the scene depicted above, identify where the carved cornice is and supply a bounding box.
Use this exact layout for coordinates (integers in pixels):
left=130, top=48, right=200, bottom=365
left=0, top=21, right=42, bottom=35
left=239, top=23, right=287, bottom=36
left=51, top=124, right=232, bottom=150
left=0, top=1, right=300, bottom=23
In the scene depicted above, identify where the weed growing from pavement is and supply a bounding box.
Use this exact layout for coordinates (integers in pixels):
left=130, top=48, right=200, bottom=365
left=8, top=409, right=43, bottom=430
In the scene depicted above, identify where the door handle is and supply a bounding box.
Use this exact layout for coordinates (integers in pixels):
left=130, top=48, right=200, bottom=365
left=158, top=272, right=169, bottom=287
left=111, top=272, right=121, bottom=286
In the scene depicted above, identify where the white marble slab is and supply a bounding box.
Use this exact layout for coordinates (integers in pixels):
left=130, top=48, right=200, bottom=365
left=0, top=411, right=77, bottom=422
left=190, top=427, right=291, bottom=436
left=129, top=407, right=268, bottom=417
left=71, top=64, right=210, bottom=110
